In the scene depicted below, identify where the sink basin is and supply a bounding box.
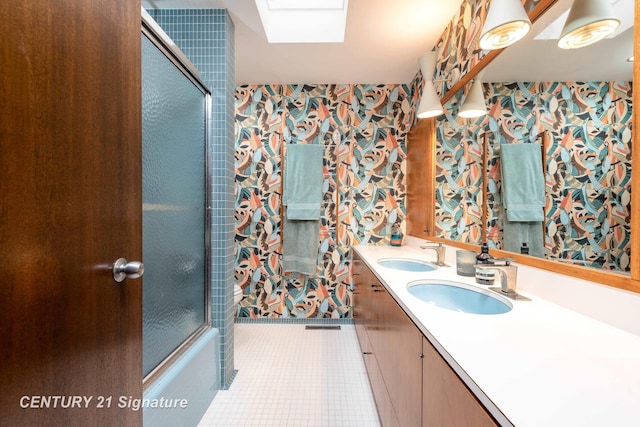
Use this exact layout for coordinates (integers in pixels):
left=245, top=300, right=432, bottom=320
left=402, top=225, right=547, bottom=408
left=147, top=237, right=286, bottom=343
left=377, top=258, right=437, bottom=272
left=407, top=280, right=512, bottom=315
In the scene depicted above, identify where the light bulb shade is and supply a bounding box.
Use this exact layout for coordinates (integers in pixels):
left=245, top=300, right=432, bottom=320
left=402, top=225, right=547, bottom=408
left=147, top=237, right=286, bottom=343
left=417, top=81, right=443, bottom=119
left=480, top=0, right=531, bottom=50
left=459, top=79, right=487, bottom=118
left=558, top=0, right=620, bottom=49
left=417, top=52, right=438, bottom=80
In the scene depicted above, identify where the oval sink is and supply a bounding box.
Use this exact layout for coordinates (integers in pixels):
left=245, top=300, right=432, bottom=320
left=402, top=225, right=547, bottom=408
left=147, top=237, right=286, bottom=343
left=377, top=258, right=437, bottom=272
left=407, top=280, right=512, bottom=315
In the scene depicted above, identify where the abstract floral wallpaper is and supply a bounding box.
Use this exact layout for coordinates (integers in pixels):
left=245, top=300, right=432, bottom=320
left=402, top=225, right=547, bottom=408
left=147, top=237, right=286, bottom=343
left=421, top=0, right=632, bottom=271
left=234, top=84, right=413, bottom=318
left=435, top=81, right=632, bottom=271
left=432, top=0, right=542, bottom=96
left=434, top=87, right=485, bottom=244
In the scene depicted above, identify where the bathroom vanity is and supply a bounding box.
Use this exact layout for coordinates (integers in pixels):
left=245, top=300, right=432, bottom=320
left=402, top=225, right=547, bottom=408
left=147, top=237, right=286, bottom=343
left=354, top=251, right=496, bottom=426
left=353, top=240, right=640, bottom=427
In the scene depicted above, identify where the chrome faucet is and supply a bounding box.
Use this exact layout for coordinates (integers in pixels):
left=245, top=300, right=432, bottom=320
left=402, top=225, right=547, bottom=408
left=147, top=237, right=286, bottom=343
left=475, top=258, right=518, bottom=295
left=420, top=243, right=446, bottom=266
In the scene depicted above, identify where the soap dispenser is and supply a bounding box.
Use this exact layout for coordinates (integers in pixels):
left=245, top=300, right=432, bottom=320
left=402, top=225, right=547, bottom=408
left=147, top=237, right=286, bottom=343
left=476, top=242, right=493, bottom=264
left=475, top=243, right=495, bottom=285
left=389, top=224, right=403, bottom=246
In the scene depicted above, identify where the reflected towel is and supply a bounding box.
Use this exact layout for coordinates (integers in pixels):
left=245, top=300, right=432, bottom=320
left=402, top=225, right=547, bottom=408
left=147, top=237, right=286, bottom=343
left=503, top=213, right=545, bottom=257
left=282, top=214, right=320, bottom=275
left=283, top=144, right=324, bottom=220
left=500, top=143, right=545, bottom=222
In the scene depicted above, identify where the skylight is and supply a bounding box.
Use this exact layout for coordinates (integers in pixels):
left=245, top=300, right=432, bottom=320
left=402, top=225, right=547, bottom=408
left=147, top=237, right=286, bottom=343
left=255, top=0, right=349, bottom=43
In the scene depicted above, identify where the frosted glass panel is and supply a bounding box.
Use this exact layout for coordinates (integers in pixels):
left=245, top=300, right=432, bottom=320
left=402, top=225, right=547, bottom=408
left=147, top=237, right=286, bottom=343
left=142, top=34, right=207, bottom=377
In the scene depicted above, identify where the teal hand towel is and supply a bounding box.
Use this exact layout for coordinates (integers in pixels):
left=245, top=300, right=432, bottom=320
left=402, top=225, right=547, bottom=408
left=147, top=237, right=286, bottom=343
left=282, top=215, right=320, bottom=275
left=500, top=143, right=545, bottom=222
left=503, top=218, right=544, bottom=257
left=283, top=144, right=324, bottom=220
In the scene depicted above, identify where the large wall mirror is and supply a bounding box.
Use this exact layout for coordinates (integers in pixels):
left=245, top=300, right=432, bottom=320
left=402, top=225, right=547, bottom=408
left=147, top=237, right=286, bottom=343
left=420, top=0, right=640, bottom=292
left=482, top=0, right=633, bottom=271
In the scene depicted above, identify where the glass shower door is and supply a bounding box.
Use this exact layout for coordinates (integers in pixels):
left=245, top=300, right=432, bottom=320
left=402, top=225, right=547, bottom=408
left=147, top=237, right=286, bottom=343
left=141, top=32, right=210, bottom=378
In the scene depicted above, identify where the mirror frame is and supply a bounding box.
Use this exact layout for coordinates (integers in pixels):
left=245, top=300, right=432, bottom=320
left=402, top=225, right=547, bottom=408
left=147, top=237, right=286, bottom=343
left=410, top=0, right=640, bottom=293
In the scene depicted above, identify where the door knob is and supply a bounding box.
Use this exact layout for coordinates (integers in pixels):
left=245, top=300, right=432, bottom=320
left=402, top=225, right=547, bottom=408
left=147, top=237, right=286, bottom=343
left=113, top=258, right=144, bottom=282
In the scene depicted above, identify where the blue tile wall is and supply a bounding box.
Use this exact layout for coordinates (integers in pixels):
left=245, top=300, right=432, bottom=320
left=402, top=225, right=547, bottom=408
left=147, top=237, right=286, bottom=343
left=151, top=8, right=236, bottom=387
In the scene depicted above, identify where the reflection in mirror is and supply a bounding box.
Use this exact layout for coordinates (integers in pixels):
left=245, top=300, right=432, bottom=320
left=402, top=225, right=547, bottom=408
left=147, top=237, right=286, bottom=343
left=435, top=0, right=633, bottom=273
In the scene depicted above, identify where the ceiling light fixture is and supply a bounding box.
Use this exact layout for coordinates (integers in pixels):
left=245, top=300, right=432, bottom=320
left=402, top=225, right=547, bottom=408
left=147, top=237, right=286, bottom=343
left=416, top=52, right=444, bottom=119
left=458, top=73, right=487, bottom=118
left=480, top=0, right=532, bottom=50
left=558, top=0, right=620, bottom=49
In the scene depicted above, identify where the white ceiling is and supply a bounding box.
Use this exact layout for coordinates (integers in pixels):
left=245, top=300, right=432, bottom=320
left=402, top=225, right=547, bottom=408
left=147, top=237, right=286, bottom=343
left=142, top=0, right=465, bottom=84
left=143, top=0, right=634, bottom=85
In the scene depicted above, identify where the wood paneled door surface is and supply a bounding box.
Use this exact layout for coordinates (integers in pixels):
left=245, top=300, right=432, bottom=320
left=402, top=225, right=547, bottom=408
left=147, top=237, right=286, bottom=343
left=0, top=1, right=143, bottom=426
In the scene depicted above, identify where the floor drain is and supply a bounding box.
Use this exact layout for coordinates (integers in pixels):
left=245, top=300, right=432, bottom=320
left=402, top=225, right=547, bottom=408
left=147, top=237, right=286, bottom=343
left=304, top=325, right=341, bottom=330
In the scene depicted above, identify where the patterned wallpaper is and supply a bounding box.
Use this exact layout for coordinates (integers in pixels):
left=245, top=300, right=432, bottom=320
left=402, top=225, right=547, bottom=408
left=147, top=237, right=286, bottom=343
left=432, top=0, right=542, bottom=96
left=435, top=81, right=633, bottom=271
left=424, top=0, right=632, bottom=271
left=235, top=84, right=413, bottom=318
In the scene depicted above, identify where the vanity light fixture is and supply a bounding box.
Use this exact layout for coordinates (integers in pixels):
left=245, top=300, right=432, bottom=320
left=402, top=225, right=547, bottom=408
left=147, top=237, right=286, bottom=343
left=458, top=73, right=487, bottom=119
left=417, top=82, right=444, bottom=118
left=480, top=0, right=531, bottom=50
left=417, top=52, right=444, bottom=119
left=558, top=0, right=620, bottom=49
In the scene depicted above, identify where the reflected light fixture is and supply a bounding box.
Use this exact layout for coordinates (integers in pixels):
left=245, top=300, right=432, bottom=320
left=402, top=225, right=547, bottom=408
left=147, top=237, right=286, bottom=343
left=480, top=0, right=531, bottom=50
left=458, top=73, right=487, bottom=119
left=416, top=52, right=444, bottom=119
left=558, top=0, right=620, bottom=49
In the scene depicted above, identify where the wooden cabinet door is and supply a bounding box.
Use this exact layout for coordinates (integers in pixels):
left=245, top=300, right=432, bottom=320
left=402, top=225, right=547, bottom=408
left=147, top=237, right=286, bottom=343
left=374, top=285, right=422, bottom=427
left=353, top=256, right=400, bottom=427
left=387, top=298, right=423, bottom=427
left=422, top=338, right=498, bottom=427
left=353, top=253, right=371, bottom=353
left=0, top=1, right=142, bottom=426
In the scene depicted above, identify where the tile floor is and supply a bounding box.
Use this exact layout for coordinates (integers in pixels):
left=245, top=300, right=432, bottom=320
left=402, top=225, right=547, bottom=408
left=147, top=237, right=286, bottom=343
left=197, top=323, right=380, bottom=427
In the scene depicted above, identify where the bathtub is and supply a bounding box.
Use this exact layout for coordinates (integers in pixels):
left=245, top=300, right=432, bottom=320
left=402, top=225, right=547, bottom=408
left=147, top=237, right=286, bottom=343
left=143, top=328, right=220, bottom=427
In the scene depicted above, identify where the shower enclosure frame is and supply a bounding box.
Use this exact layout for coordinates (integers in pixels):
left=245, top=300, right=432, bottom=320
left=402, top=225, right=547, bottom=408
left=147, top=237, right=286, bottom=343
left=141, top=10, right=213, bottom=389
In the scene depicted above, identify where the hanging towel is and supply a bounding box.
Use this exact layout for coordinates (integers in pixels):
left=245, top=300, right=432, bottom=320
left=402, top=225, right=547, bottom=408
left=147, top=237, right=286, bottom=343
left=500, top=143, right=545, bottom=222
left=283, top=144, right=324, bottom=220
left=282, top=215, right=320, bottom=275
left=282, top=144, right=323, bottom=275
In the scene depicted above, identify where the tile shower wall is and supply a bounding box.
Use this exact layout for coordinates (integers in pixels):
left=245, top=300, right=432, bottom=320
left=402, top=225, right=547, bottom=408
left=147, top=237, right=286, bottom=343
left=149, top=9, right=236, bottom=385
left=434, top=81, right=632, bottom=271
left=235, top=84, right=413, bottom=318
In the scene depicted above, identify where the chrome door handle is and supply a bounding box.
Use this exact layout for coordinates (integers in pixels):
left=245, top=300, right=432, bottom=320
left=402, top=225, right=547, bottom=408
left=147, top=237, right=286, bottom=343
left=113, top=258, right=144, bottom=282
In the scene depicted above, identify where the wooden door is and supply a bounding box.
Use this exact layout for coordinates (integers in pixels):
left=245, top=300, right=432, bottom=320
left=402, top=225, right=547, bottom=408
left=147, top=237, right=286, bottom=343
left=0, top=1, right=142, bottom=426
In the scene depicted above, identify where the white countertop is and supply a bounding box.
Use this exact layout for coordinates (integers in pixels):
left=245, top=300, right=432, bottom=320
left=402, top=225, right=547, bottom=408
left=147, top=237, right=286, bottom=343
left=354, top=241, right=640, bottom=427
